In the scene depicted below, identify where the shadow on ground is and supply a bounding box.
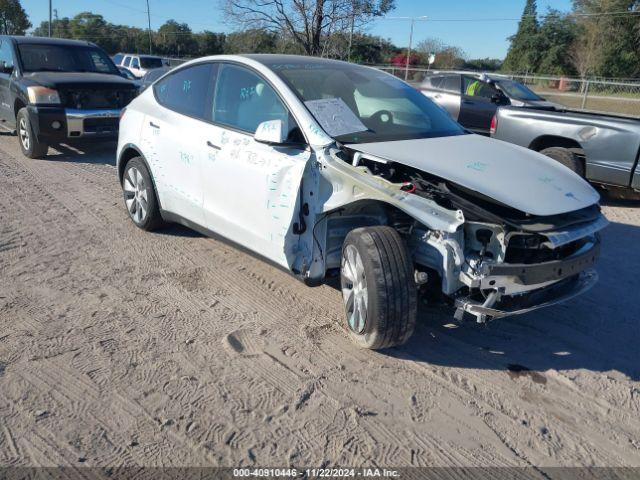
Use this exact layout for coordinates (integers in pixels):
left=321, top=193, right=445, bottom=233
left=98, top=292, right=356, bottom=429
left=393, top=220, right=640, bottom=381
left=46, top=141, right=117, bottom=166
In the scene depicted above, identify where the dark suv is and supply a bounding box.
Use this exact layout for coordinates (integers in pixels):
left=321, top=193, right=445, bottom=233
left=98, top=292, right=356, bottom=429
left=419, top=72, right=556, bottom=135
left=0, top=36, right=137, bottom=158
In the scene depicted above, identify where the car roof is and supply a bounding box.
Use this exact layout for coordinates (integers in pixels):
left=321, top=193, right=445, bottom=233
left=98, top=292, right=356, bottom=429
left=426, top=71, right=512, bottom=81
left=241, top=54, right=356, bottom=68
left=5, top=35, right=95, bottom=47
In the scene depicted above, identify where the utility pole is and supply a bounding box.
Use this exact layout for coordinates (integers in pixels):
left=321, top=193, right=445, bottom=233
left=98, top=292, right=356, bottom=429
left=386, top=16, right=427, bottom=80
left=48, top=0, right=52, bottom=37
left=146, top=0, right=153, bottom=54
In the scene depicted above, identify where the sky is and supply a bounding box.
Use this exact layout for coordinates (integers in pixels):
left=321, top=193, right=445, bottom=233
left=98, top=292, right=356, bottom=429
left=20, top=0, right=574, bottom=59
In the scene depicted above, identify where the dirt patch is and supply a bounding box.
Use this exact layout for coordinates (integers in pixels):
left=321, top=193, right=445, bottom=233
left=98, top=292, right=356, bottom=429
left=0, top=137, right=639, bottom=467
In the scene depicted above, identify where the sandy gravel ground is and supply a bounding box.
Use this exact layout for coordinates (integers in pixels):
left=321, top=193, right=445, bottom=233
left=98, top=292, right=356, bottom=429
left=1, top=133, right=639, bottom=472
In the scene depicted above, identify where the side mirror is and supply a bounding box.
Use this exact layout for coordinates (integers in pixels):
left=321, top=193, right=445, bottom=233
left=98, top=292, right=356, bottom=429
left=491, top=92, right=507, bottom=104
left=0, top=62, right=13, bottom=75
left=254, top=119, right=287, bottom=145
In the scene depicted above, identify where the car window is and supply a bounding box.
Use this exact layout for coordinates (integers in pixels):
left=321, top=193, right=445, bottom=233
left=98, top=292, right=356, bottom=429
left=0, top=40, right=15, bottom=71
left=463, top=76, right=497, bottom=99
left=154, top=62, right=216, bottom=120
left=423, top=76, right=443, bottom=89
left=140, top=57, right=163, bottom=69
left=272, top=62, right=465, bottom=144
left=18, top=44, right=118, bottom=74
left=143, top=68, right=167, bottom=84
left=113, top=53, right=123, bottom=65
left=131, top=57, right=140, bottom=69
left=123, top=56, right=131, bottom=67
left=496, top=79, right=542, bottom=101
left=441, top=75, right=461, bottom=94
left=213, top=64, right=292, bottom=135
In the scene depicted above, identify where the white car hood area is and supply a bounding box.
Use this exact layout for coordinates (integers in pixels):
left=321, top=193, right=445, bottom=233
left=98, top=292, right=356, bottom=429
left=352, top=134, right=600, bottom=216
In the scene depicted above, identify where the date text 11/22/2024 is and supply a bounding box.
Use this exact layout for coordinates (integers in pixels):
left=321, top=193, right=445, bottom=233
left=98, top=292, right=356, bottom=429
left=232, top=468, right=400, bottom=478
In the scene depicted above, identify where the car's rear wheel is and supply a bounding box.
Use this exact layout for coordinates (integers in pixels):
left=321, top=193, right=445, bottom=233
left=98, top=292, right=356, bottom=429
left=340, top=226, right=417, bottom=350
left=122, top=157, right=163, bottom=231
left=540, top=147, right=584, bottom=177
left=17, top=108, right=48, bottom=159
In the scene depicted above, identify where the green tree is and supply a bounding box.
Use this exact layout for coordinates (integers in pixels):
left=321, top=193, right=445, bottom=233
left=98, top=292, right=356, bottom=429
left=572, top=0, right=640, bottom=78
left=223, top=29, right=278, bottom=54
left=195, top=31, right=226, bottom=56
left=502, top=0, right=541, bottom=73
left=0, top=0, right=31, bottom=35
left=537, top=9, right=577, bottom=75
left=156, top=20, right=197, bottom=57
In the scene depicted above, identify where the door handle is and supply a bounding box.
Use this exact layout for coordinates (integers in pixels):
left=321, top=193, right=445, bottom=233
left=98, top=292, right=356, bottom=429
left=434, top=94, right=442, bottom=99
left=149, top=121, right=160, bottom=129
left=462, top=100, right=475, bottom=105
left=206, top=141, right=221, bottom=150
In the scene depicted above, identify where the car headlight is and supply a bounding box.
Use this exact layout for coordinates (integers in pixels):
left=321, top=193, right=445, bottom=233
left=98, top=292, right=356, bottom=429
left=27, top=86, right=61, bottom=105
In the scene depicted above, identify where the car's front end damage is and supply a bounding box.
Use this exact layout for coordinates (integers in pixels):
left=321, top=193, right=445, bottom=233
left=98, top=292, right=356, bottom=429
left=313, top=134, right=607, bottom=323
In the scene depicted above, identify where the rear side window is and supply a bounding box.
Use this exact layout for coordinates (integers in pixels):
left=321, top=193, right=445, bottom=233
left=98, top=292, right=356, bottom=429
left=441, top=75, right=461, bottom=93
left=424, top=76, right=443, bottom=89
left=154, top=63, right=216, bottom=120
left=213, top=64, right=290, bottom=134
left=113, top=53, right=123, bottom=65
left=0, top=40, right=15, bottom=70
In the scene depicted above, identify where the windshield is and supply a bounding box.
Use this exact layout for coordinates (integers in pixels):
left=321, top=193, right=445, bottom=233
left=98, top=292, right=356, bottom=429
left=18, top=44, right=118, bottom=74
left=140, top=57, right=163, bottom=69
left=270, top=61, right=467, bottom=144
left=496, top=80, right=542, bottom=101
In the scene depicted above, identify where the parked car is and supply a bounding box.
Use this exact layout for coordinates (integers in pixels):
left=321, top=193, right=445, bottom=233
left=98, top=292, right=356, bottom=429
left=117, top=55, right=606, bottom=349
left=117, top=54, right=164, bottom=79
left=138, top=66, right=171, bottom=92
left=491, top=106, right=640, bottom=195
left=0, top=35, right=137, bottom=158
left=420, top=72, right=556, bottom=135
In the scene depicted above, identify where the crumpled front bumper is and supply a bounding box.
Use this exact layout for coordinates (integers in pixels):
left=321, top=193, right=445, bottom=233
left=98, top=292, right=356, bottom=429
left=455, top=269, right=598, bottom=320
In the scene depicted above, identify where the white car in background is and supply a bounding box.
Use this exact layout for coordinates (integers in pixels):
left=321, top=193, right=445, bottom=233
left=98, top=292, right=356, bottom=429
left=117, top=55, right=606, bottom=350
left=116, top=54, right=164, bottom=78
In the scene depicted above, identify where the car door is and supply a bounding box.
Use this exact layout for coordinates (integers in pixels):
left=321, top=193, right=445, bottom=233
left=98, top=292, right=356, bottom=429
left=0, top=39, right=16, bottom=124
left=427, top=75, right=462, bottom=120
left=200, top=62, right=311, bottom=268
left=458, top=76, right=500, bottom=134
left=142, top=62, right=217, bottom=224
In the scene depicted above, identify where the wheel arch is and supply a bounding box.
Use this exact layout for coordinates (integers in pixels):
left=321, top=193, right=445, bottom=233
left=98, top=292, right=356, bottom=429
left=14, top=98, right=26, bottom=119
left=117, top=145, right=163, bottom=209
left=529, top=135, right=584, bottom=153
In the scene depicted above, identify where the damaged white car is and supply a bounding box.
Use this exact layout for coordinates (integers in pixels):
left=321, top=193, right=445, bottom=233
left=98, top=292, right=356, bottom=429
left=117, top=55, right=607, bottom=349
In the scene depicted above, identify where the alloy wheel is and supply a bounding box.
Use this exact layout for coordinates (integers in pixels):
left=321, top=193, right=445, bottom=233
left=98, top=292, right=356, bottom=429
left=341, top=244, right=368, bottom=334
left=123, top=166, right=149, bottom=224
left=19, top=118, right=29, bottom=151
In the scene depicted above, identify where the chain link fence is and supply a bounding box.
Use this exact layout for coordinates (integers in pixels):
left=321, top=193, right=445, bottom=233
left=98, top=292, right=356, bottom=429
left=373, top=65, right=640, bottom=118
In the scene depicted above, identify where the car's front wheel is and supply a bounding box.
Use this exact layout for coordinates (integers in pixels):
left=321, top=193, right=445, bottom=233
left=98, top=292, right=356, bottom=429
left=122, top=157, right=163, bottom=231
left=17, top=108, right=48, bottom=159
left=340, top=226, right=417, bottom=350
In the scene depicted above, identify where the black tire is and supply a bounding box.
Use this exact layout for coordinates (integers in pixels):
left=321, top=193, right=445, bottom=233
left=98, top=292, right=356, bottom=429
left=122, top=157, right=163, bottom=231
left=540, top=147, right=584, bottom=177
left=17, top=108, right=48, bottom=159
left=340, top=226, right=417, bottom=350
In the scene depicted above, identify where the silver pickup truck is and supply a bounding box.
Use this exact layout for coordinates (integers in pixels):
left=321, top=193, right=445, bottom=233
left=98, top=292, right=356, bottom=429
left=491, top=106, right=640, bottom=194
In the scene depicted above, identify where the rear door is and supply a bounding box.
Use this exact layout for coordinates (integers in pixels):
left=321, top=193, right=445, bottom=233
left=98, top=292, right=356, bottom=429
left=142, top=62, right=217, bottom=224
left=458, top=76, right=500, bottom=134
left=429, top=75, right=462, bottom=120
